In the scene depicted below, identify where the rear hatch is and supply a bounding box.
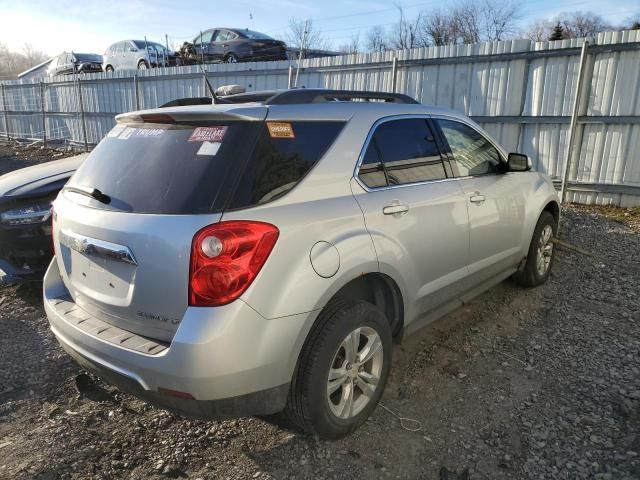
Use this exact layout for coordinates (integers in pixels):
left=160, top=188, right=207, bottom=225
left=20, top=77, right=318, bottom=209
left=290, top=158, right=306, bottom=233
left=54, top=107, right=266, bottom=342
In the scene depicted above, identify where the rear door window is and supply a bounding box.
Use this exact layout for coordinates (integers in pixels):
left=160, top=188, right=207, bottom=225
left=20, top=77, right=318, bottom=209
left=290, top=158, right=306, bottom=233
left=358, top=118, right=447, bottom=188
left=228, top=121, right=345, bottom=208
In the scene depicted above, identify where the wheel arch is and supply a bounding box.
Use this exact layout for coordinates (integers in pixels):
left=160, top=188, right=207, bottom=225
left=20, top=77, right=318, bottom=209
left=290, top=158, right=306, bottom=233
left=542, top=199, right=560, bottom=227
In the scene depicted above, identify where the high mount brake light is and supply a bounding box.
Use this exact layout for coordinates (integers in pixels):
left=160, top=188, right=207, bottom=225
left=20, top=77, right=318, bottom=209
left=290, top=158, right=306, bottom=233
left=189, top=221, right=279, bottom=307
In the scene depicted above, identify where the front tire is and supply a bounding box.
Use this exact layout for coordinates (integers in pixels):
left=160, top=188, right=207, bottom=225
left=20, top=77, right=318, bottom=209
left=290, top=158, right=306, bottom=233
left=284, top=300, right=392, bottom=439
left=513, top=211, right=557, bottom=287
left=105, top=65, right=114, bottom=72
left=137, top=60, right=149, bottom=70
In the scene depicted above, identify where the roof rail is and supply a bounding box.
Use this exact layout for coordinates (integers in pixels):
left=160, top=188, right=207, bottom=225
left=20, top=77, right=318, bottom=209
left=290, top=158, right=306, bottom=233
left=159, top=89, right=419, bottom=109
left=264, top=89, right=419, bottom=105
left=160, top=97, right=212, bottom=108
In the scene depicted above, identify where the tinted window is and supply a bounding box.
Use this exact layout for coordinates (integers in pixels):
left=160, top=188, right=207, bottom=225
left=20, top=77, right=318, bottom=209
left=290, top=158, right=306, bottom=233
left=228, top=121, right=345, bottom=208
left=69, top=122, right=260, bottom=214
left=242, top=30, right=273, bottom=40
left=214, top=30, right=235, bottom=42
left=358, top=141, right=387, bottom=188
left=358, top=118, right=446, bottom=188
left=69, top=121, right=344, bottom=214
left=438, top=119, right=501, bottom=176
left=195, top=31, right=214, bottom=44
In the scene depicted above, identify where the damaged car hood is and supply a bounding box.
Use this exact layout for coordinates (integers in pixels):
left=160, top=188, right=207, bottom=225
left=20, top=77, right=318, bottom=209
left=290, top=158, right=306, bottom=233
left=0, top=153, right=88, bottom=200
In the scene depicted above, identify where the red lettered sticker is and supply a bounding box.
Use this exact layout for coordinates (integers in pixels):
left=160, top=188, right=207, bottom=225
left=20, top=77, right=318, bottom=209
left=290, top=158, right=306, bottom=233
left=188, top=126, right=228, bottom=142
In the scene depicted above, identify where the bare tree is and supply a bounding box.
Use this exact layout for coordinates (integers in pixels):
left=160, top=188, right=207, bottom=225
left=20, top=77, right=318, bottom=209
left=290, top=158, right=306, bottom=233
left=523, top=20, right=554, bottom=41
left=559, top=12, right=610, bottom=38
left=0, top=42, right=49, bottom=78
left=388, top=3, right=425, bottom=49
left=422, top=10, right=458, bottom=46
left=337, top=33, right=361, bottom=55
left=452, top=1, right=482, bottom=44
left=482, top=0, right=520, bottom=41
left=366, top=25, right=388, bottom=52
left=285, top=18, right=330, bottom=52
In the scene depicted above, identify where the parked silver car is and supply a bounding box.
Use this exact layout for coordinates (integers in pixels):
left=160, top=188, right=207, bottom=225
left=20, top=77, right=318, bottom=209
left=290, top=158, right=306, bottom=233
left=44, top=89, right=560, bottom=439
left=103, top=40, right=178, bottom=72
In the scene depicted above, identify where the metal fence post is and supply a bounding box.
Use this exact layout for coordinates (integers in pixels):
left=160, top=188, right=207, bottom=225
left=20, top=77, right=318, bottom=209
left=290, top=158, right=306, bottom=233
left=76, top=77, right=89, bottom=152
left=288, top=65, right=293, bottom=89
left=40, top=82, right=46, bottom=148
left=134, top=74, right=140, bottom=110
left=560, top=40, right=590, bottom=204
left=391, top=57, right=398, bottom=93
left=203, top=68, right=208, bottom=97
left=1, top=84, right=9, bottom=140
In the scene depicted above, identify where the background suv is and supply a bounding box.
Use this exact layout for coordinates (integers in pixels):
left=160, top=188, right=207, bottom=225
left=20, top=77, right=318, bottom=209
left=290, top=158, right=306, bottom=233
left=44, top=89, right=560, bottom=439
left=46, top=52, right=103, bottom=77
left=188, top=28, right=287, bottom=63
left=103, top=40, right=178, bottom=71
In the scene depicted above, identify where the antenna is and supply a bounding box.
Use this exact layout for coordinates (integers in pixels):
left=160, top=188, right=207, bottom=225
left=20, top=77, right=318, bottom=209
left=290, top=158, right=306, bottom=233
left=197, top=63, right=219, bottom=104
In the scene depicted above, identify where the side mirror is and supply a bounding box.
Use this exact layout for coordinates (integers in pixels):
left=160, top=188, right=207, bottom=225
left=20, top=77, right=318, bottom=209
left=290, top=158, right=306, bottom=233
left=129, top=47, right=138, bottom=52
left=507, top=152, right=532, bottom=172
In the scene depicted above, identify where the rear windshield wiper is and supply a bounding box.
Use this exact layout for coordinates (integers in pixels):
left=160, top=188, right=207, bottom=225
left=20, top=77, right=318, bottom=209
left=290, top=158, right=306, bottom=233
left=63, top=185, right=111, bottom=205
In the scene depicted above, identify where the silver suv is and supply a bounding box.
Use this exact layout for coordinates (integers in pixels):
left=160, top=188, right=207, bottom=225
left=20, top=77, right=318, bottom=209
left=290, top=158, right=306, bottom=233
left=44, top=89, right=560, bottom=439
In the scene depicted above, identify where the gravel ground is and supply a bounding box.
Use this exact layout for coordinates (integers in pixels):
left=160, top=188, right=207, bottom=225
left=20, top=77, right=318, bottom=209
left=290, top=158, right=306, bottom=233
left=0, top=145, right=639, bottom=479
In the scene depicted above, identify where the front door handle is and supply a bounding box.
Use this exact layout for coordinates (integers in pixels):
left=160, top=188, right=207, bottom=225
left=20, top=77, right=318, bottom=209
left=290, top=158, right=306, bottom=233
left=383, top=204, right=409, bottom=215
left=469, top=193, right=486, bottom=203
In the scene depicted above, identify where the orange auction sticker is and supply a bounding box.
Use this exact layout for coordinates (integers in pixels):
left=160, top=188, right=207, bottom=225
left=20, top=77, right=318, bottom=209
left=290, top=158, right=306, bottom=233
left=267, top=122, right=295, bottom=138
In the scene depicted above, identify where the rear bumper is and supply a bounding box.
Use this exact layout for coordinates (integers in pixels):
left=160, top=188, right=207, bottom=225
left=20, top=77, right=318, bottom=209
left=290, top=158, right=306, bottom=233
left=44, top=259, right=317, bottom=418
left=59, top=339, right=289, bottom=419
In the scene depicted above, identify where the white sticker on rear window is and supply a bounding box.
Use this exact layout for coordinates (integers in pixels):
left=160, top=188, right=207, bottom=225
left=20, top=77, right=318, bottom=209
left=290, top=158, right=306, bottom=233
left=118, top=127, right=134, bottom=140
left=188, top=126, right=228, bottom=143
left=107, top=125, right=126, bottom=138
left=132, top=128, right=165, bottom=138
left=196, top=141, right=222, bottom=156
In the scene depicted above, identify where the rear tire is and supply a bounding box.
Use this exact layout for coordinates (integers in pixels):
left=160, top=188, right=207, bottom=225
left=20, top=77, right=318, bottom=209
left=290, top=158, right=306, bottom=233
left=224, top=53, right=238, bottom=63
left=283, top=300, right=392, bottom=440
left=513, top=211, right=557, bottom=287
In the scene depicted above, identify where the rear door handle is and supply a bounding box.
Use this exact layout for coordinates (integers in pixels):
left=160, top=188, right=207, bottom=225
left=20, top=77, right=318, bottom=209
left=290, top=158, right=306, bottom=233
left=469, top=193, right=486, bottom=203
left=383, top=204, right=409, bottom=215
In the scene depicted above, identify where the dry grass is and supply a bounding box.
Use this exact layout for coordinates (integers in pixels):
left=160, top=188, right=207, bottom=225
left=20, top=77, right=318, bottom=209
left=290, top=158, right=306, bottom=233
left=567, top=203, right=640, bottom=233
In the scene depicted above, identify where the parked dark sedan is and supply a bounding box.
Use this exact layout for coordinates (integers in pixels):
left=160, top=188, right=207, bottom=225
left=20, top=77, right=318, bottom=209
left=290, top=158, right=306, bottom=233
left=0, top=154, right=86, bottom=283
left=46, top=52, right=103, bottom=77
left=189, top=28, right=287, bottom=63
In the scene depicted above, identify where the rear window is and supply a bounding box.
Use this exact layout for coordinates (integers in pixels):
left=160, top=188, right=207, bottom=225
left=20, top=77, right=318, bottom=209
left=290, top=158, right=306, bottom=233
left=68, top=121, right=344, bottom=214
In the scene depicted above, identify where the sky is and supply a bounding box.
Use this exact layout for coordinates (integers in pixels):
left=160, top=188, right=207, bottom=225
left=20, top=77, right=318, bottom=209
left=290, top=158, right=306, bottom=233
left=0, top=0, right=638, bottom=56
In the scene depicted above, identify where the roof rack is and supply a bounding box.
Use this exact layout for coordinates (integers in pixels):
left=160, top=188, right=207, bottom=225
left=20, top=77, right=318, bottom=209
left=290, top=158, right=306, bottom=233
left=263, top=89, right=419, bottom=105
left=159, top=89, right=419, bottom=109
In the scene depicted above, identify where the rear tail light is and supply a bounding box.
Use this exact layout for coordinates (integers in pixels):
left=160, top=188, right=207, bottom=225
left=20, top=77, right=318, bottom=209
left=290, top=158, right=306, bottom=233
left=189, top=221, right=279, bottom=306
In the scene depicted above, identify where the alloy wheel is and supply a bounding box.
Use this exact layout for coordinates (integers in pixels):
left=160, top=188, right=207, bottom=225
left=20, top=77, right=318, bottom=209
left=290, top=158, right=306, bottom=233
left=536, top=224, right=554, bottom=276
left=327, top=326, right=383, bottom=419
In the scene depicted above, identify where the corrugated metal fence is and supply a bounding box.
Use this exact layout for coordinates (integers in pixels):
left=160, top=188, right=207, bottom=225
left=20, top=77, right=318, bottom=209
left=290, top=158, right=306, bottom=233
left=1, top=30, right=640, bottom=206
